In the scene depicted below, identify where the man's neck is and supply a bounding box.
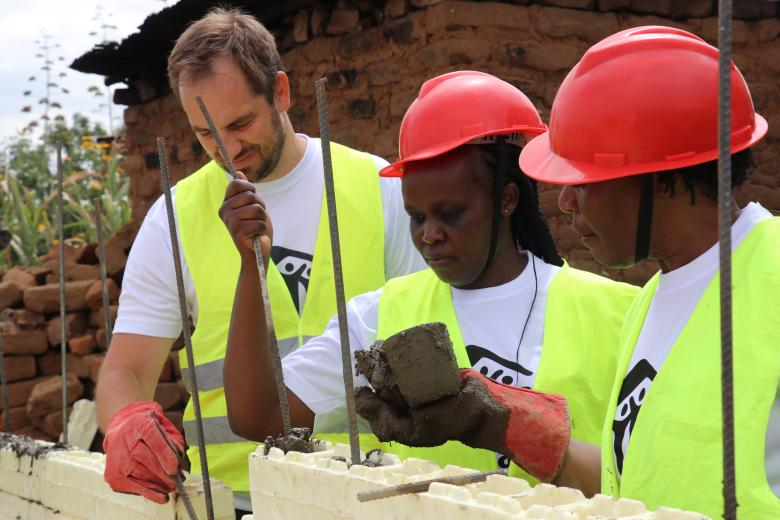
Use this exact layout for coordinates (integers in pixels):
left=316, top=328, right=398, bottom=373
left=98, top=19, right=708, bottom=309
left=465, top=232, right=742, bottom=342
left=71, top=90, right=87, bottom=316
left=258, top=121, right=307, bottom=183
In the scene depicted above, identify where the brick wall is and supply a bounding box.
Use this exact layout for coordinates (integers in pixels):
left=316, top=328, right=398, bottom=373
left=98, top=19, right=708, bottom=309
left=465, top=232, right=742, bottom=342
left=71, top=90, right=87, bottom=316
left=122, top=0, right=780, bottom=284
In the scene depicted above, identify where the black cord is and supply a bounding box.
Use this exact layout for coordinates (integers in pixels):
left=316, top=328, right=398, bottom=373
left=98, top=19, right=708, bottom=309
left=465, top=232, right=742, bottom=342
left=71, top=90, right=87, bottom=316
left=515, top=252, right=538, bottom=384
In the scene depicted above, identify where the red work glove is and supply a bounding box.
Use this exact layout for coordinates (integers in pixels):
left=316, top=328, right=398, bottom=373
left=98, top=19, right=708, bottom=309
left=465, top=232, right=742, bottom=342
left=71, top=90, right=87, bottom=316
left=103, top=401, right=185, bottom=504
left=356, top=368, right=571, bottom=482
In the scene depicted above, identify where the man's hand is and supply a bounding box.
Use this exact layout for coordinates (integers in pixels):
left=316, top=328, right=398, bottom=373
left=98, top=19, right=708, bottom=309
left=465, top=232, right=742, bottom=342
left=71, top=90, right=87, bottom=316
left=103, top=401, right=185, bottom=504
left=219, top=173, right=272, bottom=262
left=356, top=368, right=571, bottom=482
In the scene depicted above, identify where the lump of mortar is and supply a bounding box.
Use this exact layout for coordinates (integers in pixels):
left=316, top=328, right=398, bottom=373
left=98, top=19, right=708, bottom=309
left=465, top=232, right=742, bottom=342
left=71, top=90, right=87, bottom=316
left=263, top=427, right=316, bottom=455
left=381, top=322, right=460, bottom=408
left=355, top=340, right=407, bottom=410
left=0, top=432, right=69, bottom=459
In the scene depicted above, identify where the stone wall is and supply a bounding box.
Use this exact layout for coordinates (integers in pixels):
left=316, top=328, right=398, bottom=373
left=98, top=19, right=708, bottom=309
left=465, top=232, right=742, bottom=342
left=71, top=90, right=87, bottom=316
left=122, top=0, right=780, bottom=284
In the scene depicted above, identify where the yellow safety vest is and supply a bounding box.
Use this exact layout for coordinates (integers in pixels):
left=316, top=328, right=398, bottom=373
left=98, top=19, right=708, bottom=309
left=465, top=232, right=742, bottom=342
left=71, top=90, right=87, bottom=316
left=175, top=141, right=385, bottom=493
left=601, top=217, right=780, bottom=519
left=320, top=263, right=638, bottom=478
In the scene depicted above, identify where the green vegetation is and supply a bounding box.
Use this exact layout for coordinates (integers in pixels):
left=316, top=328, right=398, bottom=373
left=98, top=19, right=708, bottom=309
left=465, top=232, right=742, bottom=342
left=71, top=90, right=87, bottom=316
left=0, top=114, right=130, bottom=269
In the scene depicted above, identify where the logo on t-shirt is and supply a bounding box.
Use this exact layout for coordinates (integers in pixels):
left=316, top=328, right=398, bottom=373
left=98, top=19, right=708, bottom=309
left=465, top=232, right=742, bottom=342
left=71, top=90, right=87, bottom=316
left=271, top=246, right=313, bottom=313
left=465, top=345, right=533, bottom=387
left=612, top=358, right=657, bottom=476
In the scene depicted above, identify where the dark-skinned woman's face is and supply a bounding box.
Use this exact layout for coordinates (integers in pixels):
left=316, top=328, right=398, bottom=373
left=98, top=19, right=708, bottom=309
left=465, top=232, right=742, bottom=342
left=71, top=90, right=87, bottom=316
left=402, top=146, right=501, bottom=289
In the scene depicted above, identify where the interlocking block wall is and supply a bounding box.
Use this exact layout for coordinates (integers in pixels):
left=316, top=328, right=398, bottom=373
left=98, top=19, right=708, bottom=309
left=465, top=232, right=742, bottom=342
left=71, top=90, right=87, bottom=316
left=249, top=442, right=709, bottom=519
left=0, top=433, right=234, bottom=519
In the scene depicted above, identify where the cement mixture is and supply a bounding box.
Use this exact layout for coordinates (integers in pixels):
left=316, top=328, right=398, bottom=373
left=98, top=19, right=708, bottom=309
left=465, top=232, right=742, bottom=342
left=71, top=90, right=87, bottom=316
left=355, top=322, right=461, bottom=409
left=0, top=432, right=69, bottom=459
left=263, top=427, right=316, bottom=455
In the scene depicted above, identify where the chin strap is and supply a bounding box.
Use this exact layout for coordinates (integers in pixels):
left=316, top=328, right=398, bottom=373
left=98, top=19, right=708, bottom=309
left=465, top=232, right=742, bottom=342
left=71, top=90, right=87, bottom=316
left=634, top=175, right=654, bottom=263
left=481, top=138, right=508, bottom=278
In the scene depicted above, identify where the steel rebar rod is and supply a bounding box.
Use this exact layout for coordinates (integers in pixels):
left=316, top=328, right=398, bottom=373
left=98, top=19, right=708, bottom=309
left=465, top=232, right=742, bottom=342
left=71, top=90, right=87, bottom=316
left=315, top=78, right=361, bottom=465
left=157, top=138, right=215, bottom=520
left=717, top=1, right=737, bottom=518
left=94, top=198, right=113, bottom=346
left=151, top=412, right=198, bottom=520
left=56, top=144, right=68, bottom=445
left=0, top=334, right=10, bottom=432
left=357, top=470, right=501, bottom=502
left=193, top=95, right=291, bottom=436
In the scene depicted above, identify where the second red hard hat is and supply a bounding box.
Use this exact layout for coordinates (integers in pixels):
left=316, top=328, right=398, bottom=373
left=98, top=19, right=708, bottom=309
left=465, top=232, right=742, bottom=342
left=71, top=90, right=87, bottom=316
left=519, top=26, right=767, bottom=185
left=381, top=71, right=547, bottom=177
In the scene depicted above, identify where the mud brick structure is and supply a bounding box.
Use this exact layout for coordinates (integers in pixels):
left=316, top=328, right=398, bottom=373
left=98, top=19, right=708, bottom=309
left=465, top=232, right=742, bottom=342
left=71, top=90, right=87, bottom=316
left=72, top=0, right=780, bottom=285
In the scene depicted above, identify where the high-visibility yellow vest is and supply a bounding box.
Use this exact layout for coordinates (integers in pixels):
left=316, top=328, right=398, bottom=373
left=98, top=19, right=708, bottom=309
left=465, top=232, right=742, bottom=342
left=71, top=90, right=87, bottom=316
left=320, top=264, right=638, bottom=478
left=175, top=141, right=385, bottom=493
left=601, top=217, right=780, bottom=519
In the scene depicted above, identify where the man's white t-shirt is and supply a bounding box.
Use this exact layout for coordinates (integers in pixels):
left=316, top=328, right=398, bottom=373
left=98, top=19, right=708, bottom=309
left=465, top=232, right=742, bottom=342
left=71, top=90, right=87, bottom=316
left=283, top=253, right=559, bottom=468
left=611, top=202, right=779, bottom=496
left=114, top=134, right=425, bottom=337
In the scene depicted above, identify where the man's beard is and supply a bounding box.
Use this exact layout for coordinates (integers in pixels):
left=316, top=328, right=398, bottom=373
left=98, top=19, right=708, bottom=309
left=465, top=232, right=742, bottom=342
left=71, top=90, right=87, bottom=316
left=215, top=108, right=286, bottom=182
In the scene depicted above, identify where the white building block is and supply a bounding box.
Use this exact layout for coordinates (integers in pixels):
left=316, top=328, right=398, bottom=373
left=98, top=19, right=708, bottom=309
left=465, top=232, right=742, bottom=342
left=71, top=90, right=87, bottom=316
left=249, top=442, right=711, bottom=520
left=60, top=399, right=98, bottom=451
left=0, top=433, right=234, bottom=519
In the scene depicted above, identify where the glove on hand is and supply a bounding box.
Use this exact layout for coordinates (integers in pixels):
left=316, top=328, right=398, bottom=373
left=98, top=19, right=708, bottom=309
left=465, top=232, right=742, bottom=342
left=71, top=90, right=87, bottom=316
left=356, top=368, right=570, bottom=482
left=103, top=401, right=185, bottom=504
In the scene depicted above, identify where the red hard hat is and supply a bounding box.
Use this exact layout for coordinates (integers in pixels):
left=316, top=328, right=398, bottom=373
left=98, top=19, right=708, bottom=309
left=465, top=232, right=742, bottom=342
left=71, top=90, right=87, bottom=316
left=519, top=26, right=768, bottom=185
left=381, top=71, right=546, bottom=177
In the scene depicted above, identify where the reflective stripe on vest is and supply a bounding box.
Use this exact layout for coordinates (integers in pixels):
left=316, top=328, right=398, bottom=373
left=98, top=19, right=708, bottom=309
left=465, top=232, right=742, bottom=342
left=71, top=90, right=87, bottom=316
left=317, top=264, right=638, bottom=475
left=175, top=141, right=385, bottom=493
left=601, top=218, right=780, bottom=518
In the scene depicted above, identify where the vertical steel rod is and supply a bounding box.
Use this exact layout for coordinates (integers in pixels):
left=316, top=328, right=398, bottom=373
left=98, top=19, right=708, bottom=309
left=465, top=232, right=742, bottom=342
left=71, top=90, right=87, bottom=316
left=94, top=198, right=113, bottom=346
left=315, top=78, right=361, bottom=465
left=0, top=333, right=10, bottom=432
left=157, top=138, right=215, bottom=520
left=717, top=1, right=737, bottom=518
left=193, top=95, right=291, bottom=436
left=56, top=144, right=68, bottom=445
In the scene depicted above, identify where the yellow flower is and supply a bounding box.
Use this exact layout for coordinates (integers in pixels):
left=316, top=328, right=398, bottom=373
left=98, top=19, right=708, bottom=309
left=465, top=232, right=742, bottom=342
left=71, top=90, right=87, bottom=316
left=101, top=155, right=110, bottom=161
left=89, top=180, right=103, bottom=190
left=37, top=223, right=46, bottom=232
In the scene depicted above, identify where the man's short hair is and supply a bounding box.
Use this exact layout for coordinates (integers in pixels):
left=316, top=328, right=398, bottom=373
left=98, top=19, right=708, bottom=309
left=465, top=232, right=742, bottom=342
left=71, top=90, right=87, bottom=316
left=167, top=7, right=283, bottom=103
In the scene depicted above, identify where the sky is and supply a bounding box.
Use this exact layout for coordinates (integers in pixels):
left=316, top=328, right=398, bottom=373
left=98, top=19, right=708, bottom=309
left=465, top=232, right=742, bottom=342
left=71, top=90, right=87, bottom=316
left=0, top=0, right=167, bottom=144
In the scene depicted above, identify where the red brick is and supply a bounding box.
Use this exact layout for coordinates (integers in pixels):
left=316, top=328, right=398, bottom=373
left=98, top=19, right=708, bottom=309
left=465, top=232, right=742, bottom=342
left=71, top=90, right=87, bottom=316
left=326, top=9, right=359, bottom=35
left=41, top=243, right=89, bottom=265
left=2, top=377, right=49, bottom=409
left=68, top=333, right=97, bottom=356
left=0, top=405, right=31, bottom=431
left=1, top=331, right=48, bottom=355
left=44, top=262, right=100, bottom=284
left=535, top=6, right=619, bottom=42
left=154, top=382, right=185, bottom=411
left=90, top=305, right=118, bottom=328
left=24, top=280, right=94, bottom=314
left=0, top=282, right=22, bottom=310
left=26, top=374, right=83, bottom=420
left=3, top=355, right=36, bottom=382
left=85, top=279, right=120, bottom=311
left=96, top=328, right=108, bottom=350
left=2, top=268, right=36, bottom=290
left=36, top=351, right=92, bottom=379
left=12, top=309, right=46, bottom=330
left=424, top=1, right=531, bottom=33
left=47, top=312, right=89, bottom=346
left=523, top=40, right=584, bottom=71
left=31, top=407, right=72, bottom=439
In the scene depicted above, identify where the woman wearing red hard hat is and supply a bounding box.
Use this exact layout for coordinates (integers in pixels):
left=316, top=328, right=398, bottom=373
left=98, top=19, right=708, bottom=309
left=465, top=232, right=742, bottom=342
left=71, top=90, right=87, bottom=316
left=353, top=27, right=778, bottom=518
left=221, top=71, right=638, bottom=478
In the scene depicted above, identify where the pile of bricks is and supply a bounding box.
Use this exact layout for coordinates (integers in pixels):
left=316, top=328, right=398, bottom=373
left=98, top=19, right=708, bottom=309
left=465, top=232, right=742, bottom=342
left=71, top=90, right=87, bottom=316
left=0, top=220, right=187, bottom=445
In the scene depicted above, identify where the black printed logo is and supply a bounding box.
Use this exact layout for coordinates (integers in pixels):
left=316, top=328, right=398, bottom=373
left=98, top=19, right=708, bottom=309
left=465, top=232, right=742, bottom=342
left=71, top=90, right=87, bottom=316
left=271, top=246, right=313, bottom=313
left=612, top=359, right=657, bottom=476
left=466, top=345, right=533, bottom=387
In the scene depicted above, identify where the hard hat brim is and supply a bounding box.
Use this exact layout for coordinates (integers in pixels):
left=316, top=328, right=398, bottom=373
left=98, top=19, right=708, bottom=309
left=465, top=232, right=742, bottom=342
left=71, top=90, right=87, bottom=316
left=519, top=114, right=768, bottom=185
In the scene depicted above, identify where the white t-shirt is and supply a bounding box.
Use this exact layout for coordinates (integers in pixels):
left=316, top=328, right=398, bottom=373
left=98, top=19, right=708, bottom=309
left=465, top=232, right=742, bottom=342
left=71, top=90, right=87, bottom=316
left=283, top=253, right=559, bottom=467
left=114, top=134, right=426, bottom=338
left=612, top=202, right=779, bottom=496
